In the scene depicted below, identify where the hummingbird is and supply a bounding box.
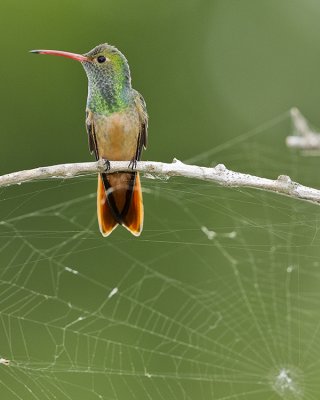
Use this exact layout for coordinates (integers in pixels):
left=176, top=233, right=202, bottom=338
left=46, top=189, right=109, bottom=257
left=30, top=44, right=148, bottom=237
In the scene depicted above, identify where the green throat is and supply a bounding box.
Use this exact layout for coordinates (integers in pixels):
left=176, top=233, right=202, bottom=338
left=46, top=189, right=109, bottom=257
left=83, top=54, right=133, bottom=115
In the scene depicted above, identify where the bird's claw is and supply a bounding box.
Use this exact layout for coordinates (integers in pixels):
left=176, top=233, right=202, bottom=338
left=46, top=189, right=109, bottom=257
left=128, top=159, right=137, bottom=170
left=102, top=158, right=111, bottom=172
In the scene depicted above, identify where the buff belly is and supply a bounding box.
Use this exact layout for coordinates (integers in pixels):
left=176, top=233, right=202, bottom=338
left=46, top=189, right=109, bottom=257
left=93, top=109, right=140, bottom=161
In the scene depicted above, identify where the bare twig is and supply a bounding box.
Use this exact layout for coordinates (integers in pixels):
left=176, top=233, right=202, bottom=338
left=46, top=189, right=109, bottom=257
left=1, top=158, right=320, bottom=205
left=286, top=107, right=320, bottom=150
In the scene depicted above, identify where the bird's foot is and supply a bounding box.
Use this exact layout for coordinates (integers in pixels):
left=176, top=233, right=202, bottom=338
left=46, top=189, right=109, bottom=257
left=128, top=158, right=137, bottom=170
left=102, top=158, right=111, bottom=172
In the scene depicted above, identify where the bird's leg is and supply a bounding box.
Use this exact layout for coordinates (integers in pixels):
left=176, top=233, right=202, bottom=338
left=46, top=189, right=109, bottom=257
left=128, top=158, right=137, bottom=170
left=102, top=158, right=111, bottom=172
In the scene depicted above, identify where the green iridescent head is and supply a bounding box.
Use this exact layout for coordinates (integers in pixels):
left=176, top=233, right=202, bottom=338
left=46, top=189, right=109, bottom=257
left=82, top=43, right=132, bottom=113
left=30, top=43, right=133, bottom=114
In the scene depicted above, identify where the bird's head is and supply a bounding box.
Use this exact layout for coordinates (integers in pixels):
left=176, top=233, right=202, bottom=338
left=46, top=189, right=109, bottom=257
left=30, top=43, right=131, bottom=90
left=30, top=43, right=132, bottom=113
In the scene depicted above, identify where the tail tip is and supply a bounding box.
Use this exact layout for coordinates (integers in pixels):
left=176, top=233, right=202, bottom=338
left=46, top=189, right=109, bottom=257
left=124, top=225, right=143, bottom=237
left=99, top=225, right=118, bottom=237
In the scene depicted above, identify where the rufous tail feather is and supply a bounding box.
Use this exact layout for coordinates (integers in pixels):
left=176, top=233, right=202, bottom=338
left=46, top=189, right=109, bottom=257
left=97, top=173, right=144, bottom=237
left=122, top=173, right=144, bottom=236
left=97, top=174, right=118, bottom=237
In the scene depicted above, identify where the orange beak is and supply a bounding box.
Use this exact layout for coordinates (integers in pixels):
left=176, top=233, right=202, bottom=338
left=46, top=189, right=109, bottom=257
left=30, top=49, right=89, bottom=62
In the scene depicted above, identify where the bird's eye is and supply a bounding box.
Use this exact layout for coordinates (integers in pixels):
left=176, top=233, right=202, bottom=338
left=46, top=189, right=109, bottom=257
left=97, top=55, right=106, bottom=63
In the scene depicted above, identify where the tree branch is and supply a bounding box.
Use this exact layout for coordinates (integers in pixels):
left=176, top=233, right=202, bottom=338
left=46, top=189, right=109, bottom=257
left=286, top=107, right=320, bottom=151
left=1, top=158, right=320, bottom=205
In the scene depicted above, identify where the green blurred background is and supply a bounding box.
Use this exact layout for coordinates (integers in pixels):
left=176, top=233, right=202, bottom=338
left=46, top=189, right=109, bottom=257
left=1, top=0, right=320, bottom=399
left=3, top=0, right=320, bottom=171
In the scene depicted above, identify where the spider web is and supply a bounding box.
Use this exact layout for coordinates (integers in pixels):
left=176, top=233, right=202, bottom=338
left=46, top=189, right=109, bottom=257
left=1, top=110, right=320, bottom=399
